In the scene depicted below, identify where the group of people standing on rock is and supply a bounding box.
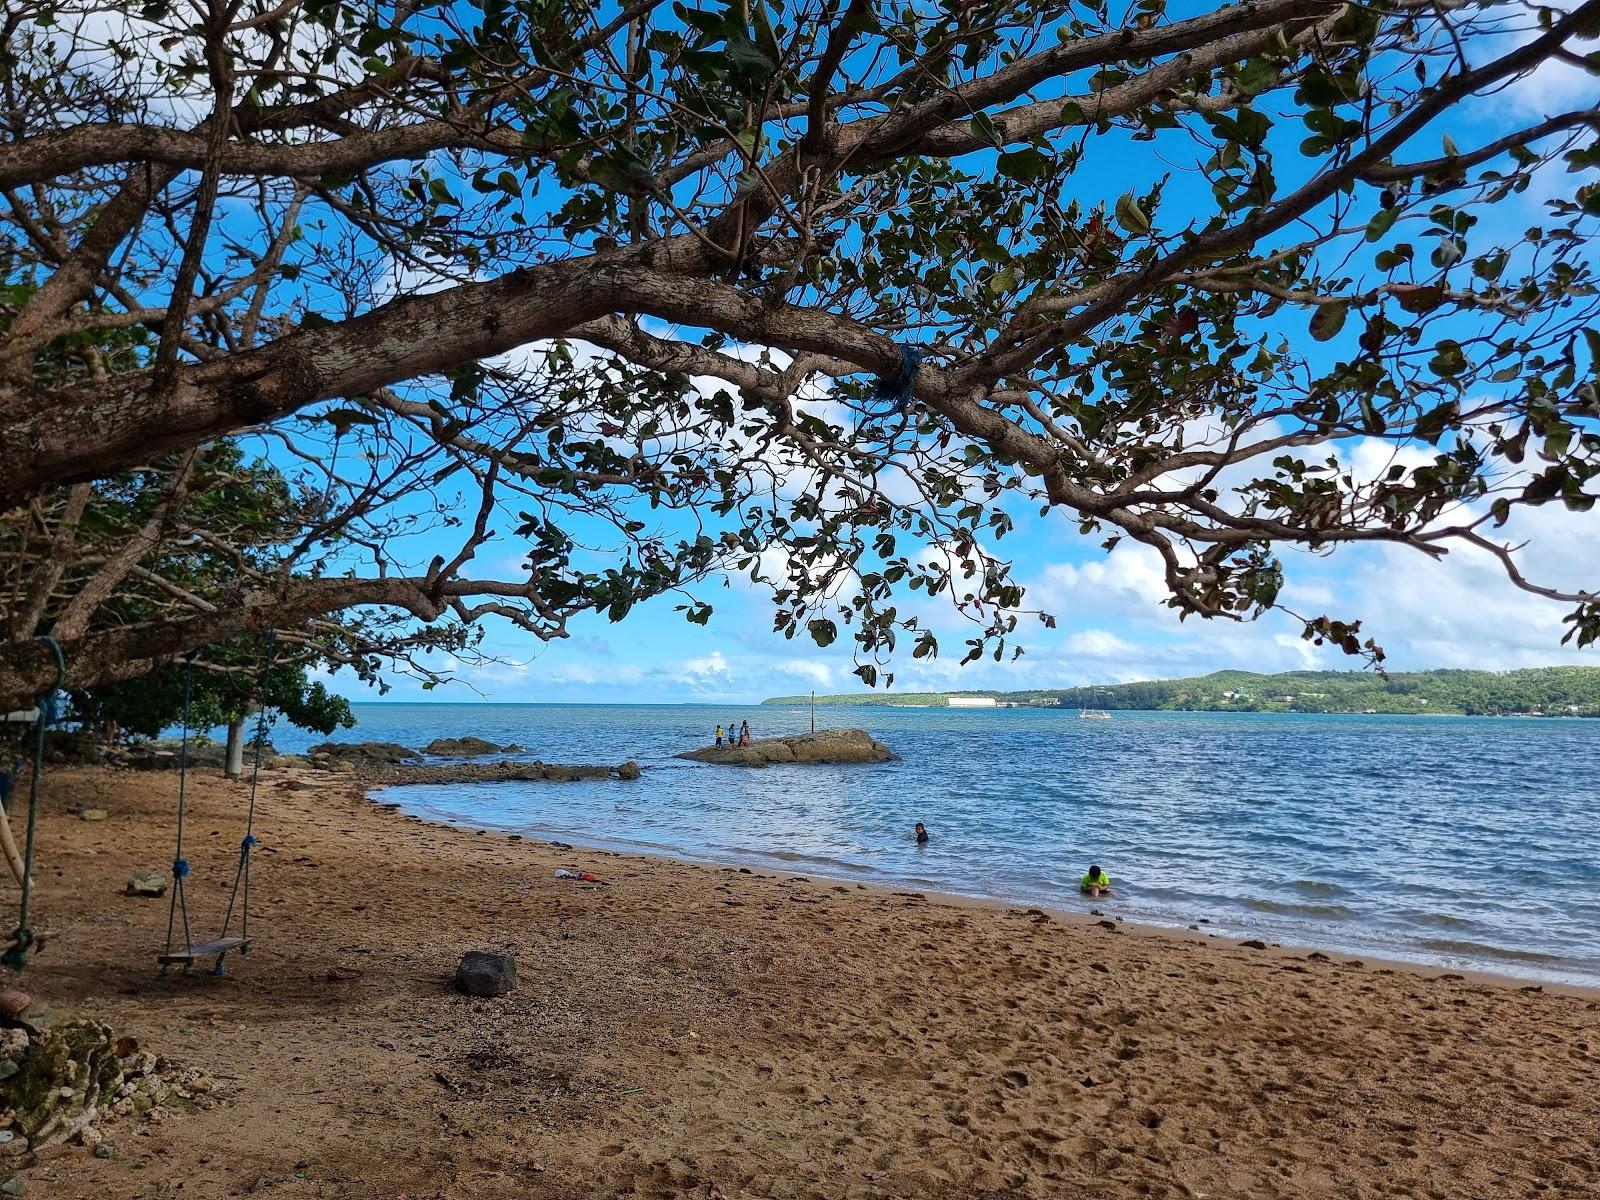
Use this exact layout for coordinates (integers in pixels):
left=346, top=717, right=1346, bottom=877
left=715, top=720, right=751, bottom=749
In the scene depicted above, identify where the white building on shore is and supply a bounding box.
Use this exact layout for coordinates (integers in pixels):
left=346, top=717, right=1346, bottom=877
left=946, top=695, right=998, bottom=708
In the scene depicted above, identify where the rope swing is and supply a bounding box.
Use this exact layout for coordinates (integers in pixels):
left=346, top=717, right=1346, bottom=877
left=158, top=636, right=275, bottom=977
left=2, top=635, right=66, bottom=973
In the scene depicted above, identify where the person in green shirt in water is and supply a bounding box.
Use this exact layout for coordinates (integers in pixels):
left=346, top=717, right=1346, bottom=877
left=1080, top=865, right=1112, bottom=897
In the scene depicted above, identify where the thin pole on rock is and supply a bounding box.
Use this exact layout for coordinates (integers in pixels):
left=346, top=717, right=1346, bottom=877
left=811, top=691, right=816, bottom=734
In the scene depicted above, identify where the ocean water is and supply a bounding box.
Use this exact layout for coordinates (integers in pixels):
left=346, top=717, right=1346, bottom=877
left=267, top=704, right=1600, bottom=986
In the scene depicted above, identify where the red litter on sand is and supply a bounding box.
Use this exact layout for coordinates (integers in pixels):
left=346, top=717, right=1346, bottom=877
left=554, top=869, right=600, bottom=882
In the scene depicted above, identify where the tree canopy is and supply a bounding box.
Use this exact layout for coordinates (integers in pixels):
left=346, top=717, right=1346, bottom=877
left=3, top=0, right=1599, bottom=702
left=69, top=653, right=355, bottom=740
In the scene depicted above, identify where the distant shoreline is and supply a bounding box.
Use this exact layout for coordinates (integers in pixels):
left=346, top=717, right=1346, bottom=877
left=760, top=700, right=1595, bottom=718
left=765, top=665, right=1600, bottom=717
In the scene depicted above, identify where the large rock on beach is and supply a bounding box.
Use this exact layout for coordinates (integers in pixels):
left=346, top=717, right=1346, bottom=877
left=454, top=952, right=517, bottom=997
left=424, top=736, right=522, bottom=757
left=308, top=740, right=419, bottom=764
left=125, top=870, right=168, bottom=898
left=677, top=728, right=896, bottom=766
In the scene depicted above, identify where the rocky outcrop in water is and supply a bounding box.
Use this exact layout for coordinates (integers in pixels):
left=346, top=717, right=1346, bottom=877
left=676, top=728, right=896, bottom=767
left=423, top=736, right=523, bottom=757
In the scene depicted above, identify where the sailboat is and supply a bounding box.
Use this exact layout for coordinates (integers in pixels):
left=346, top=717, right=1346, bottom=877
left=1077, top=685, right=1111, bottom=720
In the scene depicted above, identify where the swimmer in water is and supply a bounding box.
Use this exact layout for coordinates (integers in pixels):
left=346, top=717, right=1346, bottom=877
left=1080, top=865, right=1112, bottom=897
left=915, top=822, right=929, bottom=845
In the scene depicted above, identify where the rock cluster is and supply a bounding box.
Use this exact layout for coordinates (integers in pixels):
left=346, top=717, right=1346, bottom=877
left=306, top=740, right=419, bottom=765
left=676, top=728, right=897, bottom=767
left=0, top=999, right=220, bottom=1160
left=355, top=760, right=629, bottom=785
left=423, top=736, right=524, bottom=757
left=103, top=738, right=276, bottom=771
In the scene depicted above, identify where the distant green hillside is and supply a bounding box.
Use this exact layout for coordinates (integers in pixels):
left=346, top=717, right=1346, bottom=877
left=764, top=668, right=1600, bottom=716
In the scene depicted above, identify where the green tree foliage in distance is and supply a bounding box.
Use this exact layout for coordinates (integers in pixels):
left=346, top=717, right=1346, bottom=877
left=767, top=666, right=1600, bottom=715
left=69, top=654, right=354, bottom=741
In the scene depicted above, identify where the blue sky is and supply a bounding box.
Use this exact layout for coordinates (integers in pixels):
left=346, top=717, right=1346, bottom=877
left=329, top=447, right=1600, bottom=704
left=85, top=3, right=1547, bottom=703
left=297, top=13, right=1600, bottom=705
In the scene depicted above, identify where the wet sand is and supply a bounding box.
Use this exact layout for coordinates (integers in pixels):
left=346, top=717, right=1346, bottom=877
left=9, top=763, right=1599, bottom=1198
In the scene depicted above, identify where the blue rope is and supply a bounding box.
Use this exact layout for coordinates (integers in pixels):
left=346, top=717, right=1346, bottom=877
left=872, top=345, right=924, bottom=412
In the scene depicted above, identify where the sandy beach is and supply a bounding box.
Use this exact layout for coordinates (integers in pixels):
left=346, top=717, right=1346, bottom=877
left=7, top=761, right=1598, bottom=1199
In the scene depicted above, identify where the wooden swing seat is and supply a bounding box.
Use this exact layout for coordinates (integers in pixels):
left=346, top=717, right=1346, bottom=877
left=157, top=936, right=249, bottom=965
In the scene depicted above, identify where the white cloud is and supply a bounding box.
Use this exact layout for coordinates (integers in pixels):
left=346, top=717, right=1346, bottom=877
left=677, top=650, right=734, bottom=683
left=1333, top=501, right=1600, bottom=669
left=775, top=658, right=835, bottom=687
left=1063, top=629, right=1139, bottom=657
left=1027, top=543, right=1170, bottom=622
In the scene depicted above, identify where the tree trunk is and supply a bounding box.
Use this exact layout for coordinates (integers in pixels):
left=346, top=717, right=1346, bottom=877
left=224, top=714, right=246, bottom=781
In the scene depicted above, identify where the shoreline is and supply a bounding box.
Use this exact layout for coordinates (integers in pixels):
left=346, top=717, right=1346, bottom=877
left=375, top=778, right=1600, bottom=1000
left=375, top=770, right=1600, bottom=995
left=18, top=761, right=1600, bottom=1199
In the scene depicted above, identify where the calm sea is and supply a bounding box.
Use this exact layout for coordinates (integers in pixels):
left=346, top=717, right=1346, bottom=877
left=266, top=704, right=1600, bottom=986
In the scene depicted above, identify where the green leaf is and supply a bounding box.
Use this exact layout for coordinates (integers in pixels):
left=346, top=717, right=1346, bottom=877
left=1427, top=340, right=1468, bottom=377
left=1365, top=207, right=1398, bottom=242
left=1396, top=285, right=1445, bottom=314
left=970, top=112, right=1002, bottom=149
left=1309, top=301, right=1349, bottom=341
left=1114, top=192, right=1151, bottom=236
left=1235, top=58, right=1279, bottom=96
left=996, top=147, right=1050, bottom=183
left=322, top=408, right=380, bottom=435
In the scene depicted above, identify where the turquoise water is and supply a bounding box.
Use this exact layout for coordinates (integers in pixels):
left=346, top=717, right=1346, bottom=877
left=268, top=704, right=1600, bottom=986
